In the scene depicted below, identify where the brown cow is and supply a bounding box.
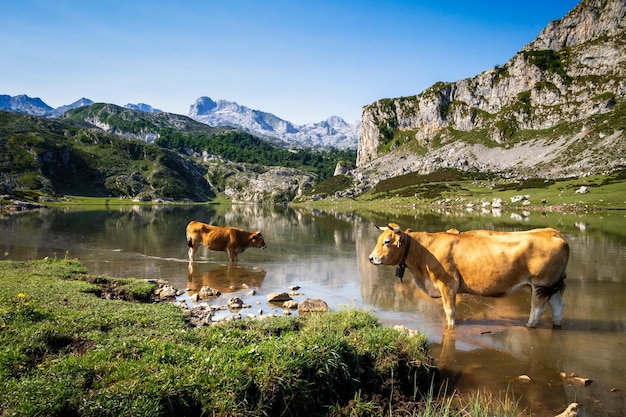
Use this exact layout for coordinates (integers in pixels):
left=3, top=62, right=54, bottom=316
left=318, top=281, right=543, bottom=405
left=368, top=223, right=569, bottom=328
left=186, top=221, right=266, bottom=262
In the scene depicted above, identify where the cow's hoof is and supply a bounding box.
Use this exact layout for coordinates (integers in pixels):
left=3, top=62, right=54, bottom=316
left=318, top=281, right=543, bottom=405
left=552, top=324, right=562, bottom=330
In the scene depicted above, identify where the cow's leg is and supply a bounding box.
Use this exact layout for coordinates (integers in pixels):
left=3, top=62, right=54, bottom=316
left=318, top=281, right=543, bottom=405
left=439, top=286, right=457, bottom=328
left=527, top=287, right=548, bottom=328
left=226, top=247, right=237, bottom=262
left=187, top=234, right=199, bottom=262
left=548, top=292, right=565, bottom=329
left=188, top=245, right=197, bottom=262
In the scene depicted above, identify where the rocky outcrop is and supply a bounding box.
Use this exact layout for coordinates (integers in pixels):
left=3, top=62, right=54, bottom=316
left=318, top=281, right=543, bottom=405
left=333, top=160, right=356, bottom=176
left=204, top=156, right=316, bottom=204
left=358, top=0, right=626, bottom=177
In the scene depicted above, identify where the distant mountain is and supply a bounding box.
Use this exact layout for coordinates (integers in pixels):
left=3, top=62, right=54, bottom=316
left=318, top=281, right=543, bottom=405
left=1, top=93, right=360, bottom=150
left=64, top=102, right=236, bottom=144
left=189, top=96, right=360, bottom=150
left=0, top=95, right=93, bottom=117
left=63, top=103, right=353, bottom=179
left=48, top=98, right=94, bottom=117
left=0, top=94, right=53, bottom=116
left=0, top=107, right=346, bottom=203
left=0, top=95, right=163, bottom=118
left=124, top=103, right=162, bottom=113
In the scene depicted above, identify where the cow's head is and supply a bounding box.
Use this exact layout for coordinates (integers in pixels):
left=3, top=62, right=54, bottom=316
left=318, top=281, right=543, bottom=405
left=250, top=231, right=267, bottom=249
left=368, top=223, right=406, bottom=265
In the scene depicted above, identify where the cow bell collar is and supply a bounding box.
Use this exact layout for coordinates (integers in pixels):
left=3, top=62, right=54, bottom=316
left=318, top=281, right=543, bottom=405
left=395, top=230, right=411, bottom=282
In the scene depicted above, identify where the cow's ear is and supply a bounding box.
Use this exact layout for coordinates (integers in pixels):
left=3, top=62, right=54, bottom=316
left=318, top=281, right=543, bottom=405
left=387, top=223, right=402, bottom=233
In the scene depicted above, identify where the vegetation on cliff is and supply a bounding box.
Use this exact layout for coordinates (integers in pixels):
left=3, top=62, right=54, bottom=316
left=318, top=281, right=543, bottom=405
left=357, top=0, right=625, bottom=181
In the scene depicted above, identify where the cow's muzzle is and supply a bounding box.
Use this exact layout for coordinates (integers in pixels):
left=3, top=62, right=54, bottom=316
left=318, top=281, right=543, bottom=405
left=369, top=255, right=382, bottom=265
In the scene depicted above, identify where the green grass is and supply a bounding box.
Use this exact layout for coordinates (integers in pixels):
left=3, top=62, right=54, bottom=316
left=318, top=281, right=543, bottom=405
left=0, top=259, right=528, bottom=416
left=298, top=168, right=626, bottom=212
left=309, top=174, right=354, bottom=196
left=1, top=258, right=443, bottom=416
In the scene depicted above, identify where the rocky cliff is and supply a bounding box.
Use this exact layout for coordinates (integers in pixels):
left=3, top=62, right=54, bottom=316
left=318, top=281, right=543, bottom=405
left=358, top=0, right=625, bottom=179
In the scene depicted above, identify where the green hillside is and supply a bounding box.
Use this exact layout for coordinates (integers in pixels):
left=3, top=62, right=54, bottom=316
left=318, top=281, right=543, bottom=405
left=65, top=104, right=355, bottom=180
left=0, top=110, right=212, bottom=201
left=0, top=107, right=355, bottom=202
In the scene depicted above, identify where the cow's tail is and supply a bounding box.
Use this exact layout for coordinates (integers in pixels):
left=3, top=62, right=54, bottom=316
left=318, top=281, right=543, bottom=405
left=536, top=236, right=569, bottom=299
left=536, top=270, right=566, bottom=299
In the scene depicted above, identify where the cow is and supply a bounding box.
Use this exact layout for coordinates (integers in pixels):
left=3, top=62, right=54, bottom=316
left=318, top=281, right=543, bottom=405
left=368, top=223, right=569, bottom=328
left=186, top=221, right=267, bottom=262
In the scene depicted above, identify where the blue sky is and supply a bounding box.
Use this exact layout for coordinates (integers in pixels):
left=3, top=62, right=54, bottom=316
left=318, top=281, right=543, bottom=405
left=1, top=0, right=580, bottom=125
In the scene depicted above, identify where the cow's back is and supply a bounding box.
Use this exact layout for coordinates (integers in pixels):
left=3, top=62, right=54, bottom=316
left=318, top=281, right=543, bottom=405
left=418, top=228, right=568, bottom=296
left=187, top=221, right=227, bottom=250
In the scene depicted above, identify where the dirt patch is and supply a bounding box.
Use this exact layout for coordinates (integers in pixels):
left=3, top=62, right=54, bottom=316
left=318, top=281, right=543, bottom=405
left=72, top=276, right=158, bottom=302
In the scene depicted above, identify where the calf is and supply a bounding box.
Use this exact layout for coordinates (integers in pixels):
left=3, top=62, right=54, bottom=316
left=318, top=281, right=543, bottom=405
left=186, top=221, right=266, bottom=262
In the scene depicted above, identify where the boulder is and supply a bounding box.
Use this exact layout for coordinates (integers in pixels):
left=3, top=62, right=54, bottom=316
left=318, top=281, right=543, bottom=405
left=298, top=298, right=330, bottom=313
left=228, top=297, right=244, bottom=309
left=267, top=292, right=292, bottom=303
left=199, top=286, right=221, bottom=300
left=157, top=285, right=177, bottom=300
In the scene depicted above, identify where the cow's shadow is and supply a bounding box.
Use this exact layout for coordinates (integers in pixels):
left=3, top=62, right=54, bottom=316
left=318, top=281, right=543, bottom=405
left=187, top=262, right=267, bottom=295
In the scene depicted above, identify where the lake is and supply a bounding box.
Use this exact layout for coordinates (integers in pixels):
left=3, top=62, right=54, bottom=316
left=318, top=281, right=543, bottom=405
left=1, top=203, right=624, bottom=416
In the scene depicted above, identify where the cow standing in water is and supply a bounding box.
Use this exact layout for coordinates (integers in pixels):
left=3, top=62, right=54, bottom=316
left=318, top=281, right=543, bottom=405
left=368, top=224, right=569, bottom=328
left=186, top=221, right=266, bottom=262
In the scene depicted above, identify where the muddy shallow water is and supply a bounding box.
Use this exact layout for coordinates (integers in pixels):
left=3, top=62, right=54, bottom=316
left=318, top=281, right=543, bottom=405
left=1, top=204, right=624, bottom=416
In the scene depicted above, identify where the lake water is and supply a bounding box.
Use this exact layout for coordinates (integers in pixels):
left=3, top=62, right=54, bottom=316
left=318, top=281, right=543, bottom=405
left=1, top=204, right=625, bottom=417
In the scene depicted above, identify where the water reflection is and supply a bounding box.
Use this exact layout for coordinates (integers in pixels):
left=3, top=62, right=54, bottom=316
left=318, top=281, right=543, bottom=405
left=187, top=262, right=267, bottom=294
left=1, top=204, right=625, bottom=416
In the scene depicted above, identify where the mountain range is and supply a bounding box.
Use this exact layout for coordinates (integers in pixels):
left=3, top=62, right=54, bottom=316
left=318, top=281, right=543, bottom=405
left=188, top=96, right=359, bottom=149
left=0, top=94, right=359, bottom=150
left=2, top=0, right=624, bottom=206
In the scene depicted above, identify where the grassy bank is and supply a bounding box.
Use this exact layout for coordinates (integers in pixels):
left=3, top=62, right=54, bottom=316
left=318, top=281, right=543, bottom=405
left=0, top=259, right=530, bottom=416
left=298, top=169, right=626, bottom=212
left=0, top=258, right=443, bottom=416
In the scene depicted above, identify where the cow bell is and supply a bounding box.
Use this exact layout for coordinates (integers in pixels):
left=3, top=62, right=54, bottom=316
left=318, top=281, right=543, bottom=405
left=395, top=264, right=406, bottom=282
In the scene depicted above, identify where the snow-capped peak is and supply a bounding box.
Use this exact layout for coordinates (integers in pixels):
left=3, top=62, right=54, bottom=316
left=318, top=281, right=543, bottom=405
left=189, top=96, right=359, bottom=149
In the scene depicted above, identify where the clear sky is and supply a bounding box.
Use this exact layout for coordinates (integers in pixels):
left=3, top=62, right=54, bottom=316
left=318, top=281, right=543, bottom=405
left=1, top=0, right=581, bottom=125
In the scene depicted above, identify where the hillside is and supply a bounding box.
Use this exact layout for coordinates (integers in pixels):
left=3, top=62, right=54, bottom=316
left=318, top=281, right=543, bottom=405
left=355, top=0, right=625, bottom=187
left=0, top=110, right=214, bottom=202
left=0, top=106, right=355, bottom=203
left=64, top=104, right=354, bottom=179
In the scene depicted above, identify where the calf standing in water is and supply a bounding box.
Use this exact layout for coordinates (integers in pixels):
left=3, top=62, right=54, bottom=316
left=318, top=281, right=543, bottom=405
left=186, top=221, right=266, bottom=262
